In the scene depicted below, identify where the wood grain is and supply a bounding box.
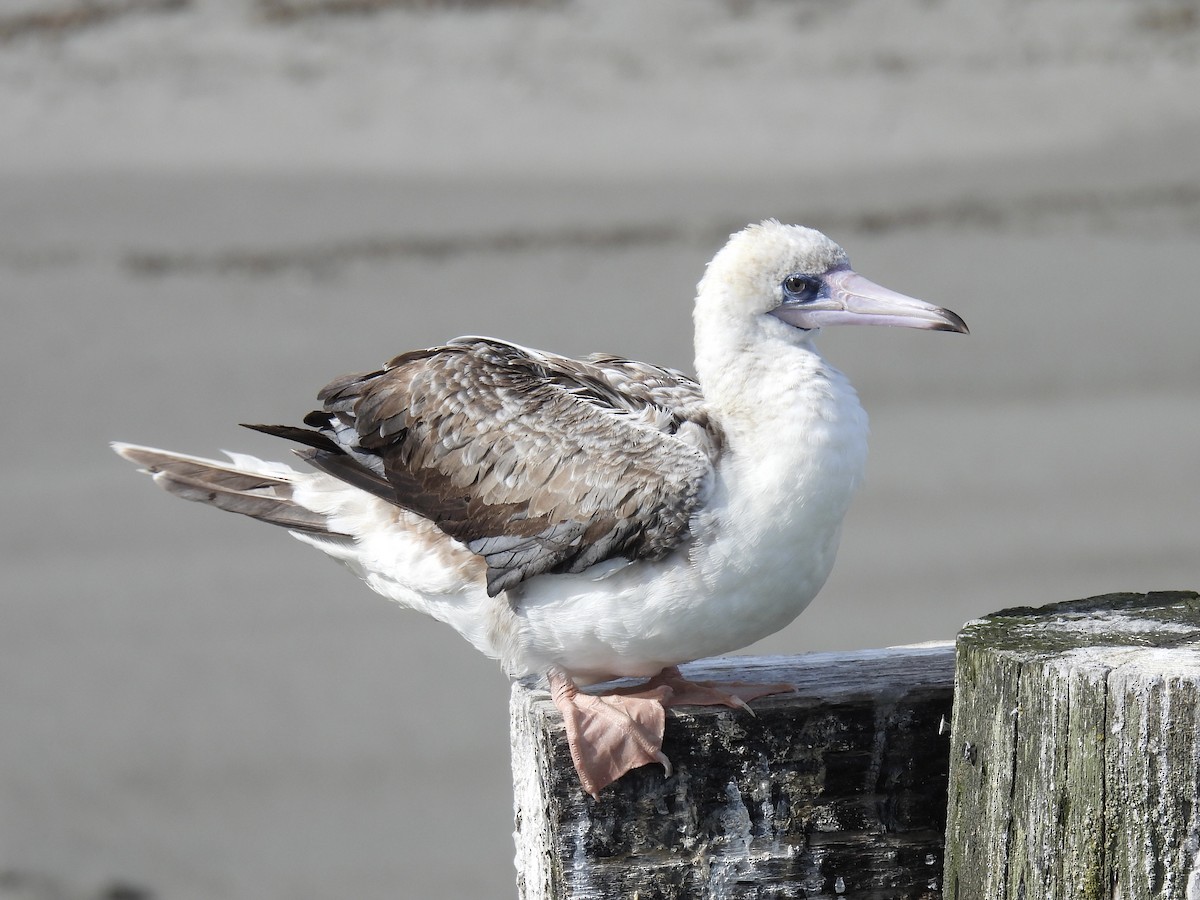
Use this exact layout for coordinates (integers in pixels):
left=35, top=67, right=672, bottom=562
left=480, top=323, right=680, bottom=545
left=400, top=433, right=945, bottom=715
left=512, top=647, right=955, bottom=900
left=943, top=591, right=1200, bottom=900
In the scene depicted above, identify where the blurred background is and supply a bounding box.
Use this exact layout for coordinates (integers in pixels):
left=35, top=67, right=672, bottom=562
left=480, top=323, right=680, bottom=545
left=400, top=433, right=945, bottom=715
left=1, top=0, right=1198, bottom=896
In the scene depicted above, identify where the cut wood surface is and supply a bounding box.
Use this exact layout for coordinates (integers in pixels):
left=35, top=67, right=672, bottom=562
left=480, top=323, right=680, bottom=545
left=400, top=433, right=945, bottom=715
left=943, top=590, right=1200, bottom=900
left=511, top=647, right=955, bottom=900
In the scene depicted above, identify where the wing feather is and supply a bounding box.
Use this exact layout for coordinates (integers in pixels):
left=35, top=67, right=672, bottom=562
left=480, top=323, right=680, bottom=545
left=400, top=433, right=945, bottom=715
left=251, top=337, right=721, bottom=595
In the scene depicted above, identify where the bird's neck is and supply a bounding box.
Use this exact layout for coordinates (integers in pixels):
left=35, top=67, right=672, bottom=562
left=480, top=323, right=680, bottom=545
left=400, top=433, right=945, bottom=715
left=695, top=323, right=870, bottom=543
left=696, top=322, right=864, bottom=452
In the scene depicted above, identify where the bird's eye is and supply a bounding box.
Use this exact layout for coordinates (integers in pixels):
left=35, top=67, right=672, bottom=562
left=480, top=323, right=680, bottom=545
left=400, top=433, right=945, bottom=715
left=782, top=274, right=821, bottom=302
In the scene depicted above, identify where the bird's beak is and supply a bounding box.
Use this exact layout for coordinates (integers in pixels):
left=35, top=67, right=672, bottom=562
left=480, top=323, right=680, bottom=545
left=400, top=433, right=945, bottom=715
left=776, top=269, right=969, bottom=333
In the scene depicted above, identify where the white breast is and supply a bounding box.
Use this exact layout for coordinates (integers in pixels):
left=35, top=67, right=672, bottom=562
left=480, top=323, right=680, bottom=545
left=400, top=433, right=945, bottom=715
left=509, top=346, right=869, bottom=683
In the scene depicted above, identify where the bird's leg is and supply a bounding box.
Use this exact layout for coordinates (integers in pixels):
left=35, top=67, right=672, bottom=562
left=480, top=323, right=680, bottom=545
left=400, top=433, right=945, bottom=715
left=643, top=665, right=794, bottom=712
left=548, top=670, right=673, bottom=799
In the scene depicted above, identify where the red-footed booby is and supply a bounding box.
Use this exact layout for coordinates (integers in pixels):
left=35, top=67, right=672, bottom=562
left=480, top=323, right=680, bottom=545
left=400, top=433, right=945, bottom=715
left=113, top=221, right=967, bottom=797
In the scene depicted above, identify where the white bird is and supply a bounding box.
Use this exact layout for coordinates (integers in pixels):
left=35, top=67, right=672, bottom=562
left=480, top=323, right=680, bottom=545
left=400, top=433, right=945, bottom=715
left=113, top=221, right=967, bottom=797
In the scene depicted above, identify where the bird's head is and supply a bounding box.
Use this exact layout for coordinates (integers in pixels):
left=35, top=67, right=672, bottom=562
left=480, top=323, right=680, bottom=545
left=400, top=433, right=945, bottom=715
left=696, top=220, right=968, bottom=340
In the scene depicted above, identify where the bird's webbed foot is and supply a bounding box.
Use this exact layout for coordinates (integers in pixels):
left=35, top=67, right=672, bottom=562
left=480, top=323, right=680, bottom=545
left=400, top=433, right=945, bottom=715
left=644, top=665, right=794, bottom=713
left=548, top=670, right=672, bottom=799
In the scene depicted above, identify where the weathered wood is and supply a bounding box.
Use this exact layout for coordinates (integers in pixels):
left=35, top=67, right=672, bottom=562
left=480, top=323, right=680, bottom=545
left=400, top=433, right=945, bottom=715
left=511, top=647, right=955, bottom=900
left=943, top=590, right=1200, bottom=900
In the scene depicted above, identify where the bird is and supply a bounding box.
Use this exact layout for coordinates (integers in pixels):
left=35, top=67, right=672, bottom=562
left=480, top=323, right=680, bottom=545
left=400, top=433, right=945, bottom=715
left=113, top=220, right=967, bottom=797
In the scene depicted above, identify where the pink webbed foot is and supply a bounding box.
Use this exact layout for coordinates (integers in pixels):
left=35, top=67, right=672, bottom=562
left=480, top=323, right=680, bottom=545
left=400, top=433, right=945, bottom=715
left=549, top=666, right=793, bottom=797
left=549, top=671, right=673, bottom=799
left=646, top=665, right=794, bottom=712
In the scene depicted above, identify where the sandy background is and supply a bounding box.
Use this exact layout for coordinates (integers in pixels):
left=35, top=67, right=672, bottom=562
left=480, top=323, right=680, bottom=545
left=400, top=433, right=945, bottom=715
left=2, top=0, right=1198, bottom=896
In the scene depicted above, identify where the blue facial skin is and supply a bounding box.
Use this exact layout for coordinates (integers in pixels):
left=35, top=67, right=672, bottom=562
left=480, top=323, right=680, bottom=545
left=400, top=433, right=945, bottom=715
left=781, top=273, right=823, bottom=305
left=779, top=273, right=827, bottom=329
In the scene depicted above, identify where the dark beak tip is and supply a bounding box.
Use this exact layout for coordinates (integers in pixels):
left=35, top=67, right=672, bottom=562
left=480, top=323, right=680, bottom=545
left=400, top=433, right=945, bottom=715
left=938, top=310, right=970, bottom=334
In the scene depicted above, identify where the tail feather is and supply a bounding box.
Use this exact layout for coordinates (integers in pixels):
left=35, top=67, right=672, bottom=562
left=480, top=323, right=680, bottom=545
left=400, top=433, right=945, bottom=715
left=112, top=442, right=339, bottom=535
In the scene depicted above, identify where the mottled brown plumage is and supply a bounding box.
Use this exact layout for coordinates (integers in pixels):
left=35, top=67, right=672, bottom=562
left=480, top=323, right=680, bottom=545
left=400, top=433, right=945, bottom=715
left=252, top=337, right=721, bottom=596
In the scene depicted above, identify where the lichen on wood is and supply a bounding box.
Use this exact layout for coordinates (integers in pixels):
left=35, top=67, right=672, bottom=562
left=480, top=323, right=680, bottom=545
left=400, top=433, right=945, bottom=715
left=943, top=590, right=1200, bottom=900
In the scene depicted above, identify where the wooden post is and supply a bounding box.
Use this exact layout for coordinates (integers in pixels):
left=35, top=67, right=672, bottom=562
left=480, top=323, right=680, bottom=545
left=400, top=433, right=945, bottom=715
left=511, top=647, right=955, bottom=899
left=943, top=590, right=1200, bottom=900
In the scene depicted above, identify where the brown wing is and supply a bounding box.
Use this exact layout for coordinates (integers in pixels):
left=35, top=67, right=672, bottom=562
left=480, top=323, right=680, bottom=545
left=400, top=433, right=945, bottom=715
left=251, top=337, right=720, bottom=596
